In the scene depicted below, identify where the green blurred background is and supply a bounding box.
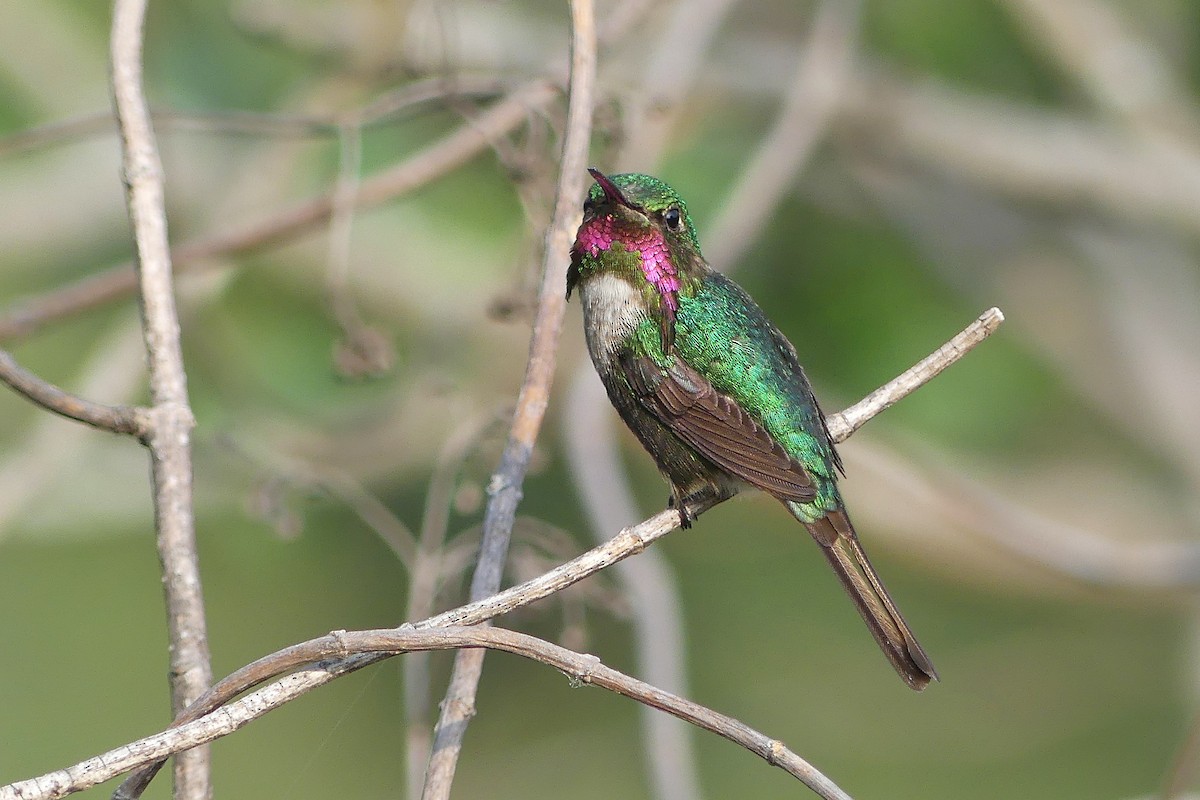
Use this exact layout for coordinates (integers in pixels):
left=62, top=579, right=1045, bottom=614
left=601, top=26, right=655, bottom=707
left=1, top=1, right=1197, bottom=798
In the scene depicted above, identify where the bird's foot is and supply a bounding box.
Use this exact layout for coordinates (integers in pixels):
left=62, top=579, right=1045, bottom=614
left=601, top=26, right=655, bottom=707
left=669, top=485, right=738, bottom=529
left=667, top=492, right=693, bottom=529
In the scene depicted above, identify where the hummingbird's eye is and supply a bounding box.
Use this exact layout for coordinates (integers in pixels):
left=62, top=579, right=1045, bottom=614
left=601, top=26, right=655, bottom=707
left=664, top=206, right=682, bottom=231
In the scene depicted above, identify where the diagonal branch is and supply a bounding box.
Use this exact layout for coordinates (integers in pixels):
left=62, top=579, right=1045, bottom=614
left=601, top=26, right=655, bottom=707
left=0, top=81, right=559, bottom=344
left=2, top=627, right=853, bottom=800
left=573, top=7, right=861, bottom=792
left=110, top=1, right=213, bottom=797
left=108, top=304, right=1002, bottom=800
left=419, top=1, right=598, bottom=797
left=827, top=307, right=1004, bottom=441
left=0, top=347, right=146, bottom=437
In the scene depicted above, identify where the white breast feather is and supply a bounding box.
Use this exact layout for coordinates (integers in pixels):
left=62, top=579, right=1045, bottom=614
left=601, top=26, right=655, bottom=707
left=579, top=273, right=646, bottom=370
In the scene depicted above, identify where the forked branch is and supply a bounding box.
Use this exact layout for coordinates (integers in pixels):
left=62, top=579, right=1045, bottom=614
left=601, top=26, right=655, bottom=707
left=111, top=1, right=213, bottom=797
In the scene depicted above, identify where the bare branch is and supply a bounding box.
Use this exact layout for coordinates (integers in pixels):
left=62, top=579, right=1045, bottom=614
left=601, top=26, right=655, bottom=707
left=323, top=120, right=396, bottom=378
left=109, top=303, right=999, bottom=799
left=3, top=627, right=853, bottom=800
left=0, top=81, right=559, bottom=344
left=826, top=307, right=1005, bottom=442
left=110, top=1, right=212, bottom=797
left=419, top=2, right=597, bottom=796
left=0, top=347, right=145, bottom=437
left=404, top=413, right=499, bottom=798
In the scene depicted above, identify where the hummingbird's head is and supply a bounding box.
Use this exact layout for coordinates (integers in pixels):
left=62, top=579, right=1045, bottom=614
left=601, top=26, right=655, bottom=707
left=577, top=170, right=701, bottom=252
left=566, top=171, right=706, bottom=346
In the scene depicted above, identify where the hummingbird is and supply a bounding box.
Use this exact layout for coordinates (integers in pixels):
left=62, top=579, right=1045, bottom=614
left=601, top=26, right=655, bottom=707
left=566, top=170, right=937, bottom=690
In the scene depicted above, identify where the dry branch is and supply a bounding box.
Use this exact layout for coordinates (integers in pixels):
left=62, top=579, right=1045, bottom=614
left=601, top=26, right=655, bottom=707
left=419, top=1, right=598, bottom=796
left=2, top=628, right=852, bottom=800
left=110, top=0, right=212, bottom=796
left=828, top=307, right=1005, bottom=441
left=93, top=304, right=1002, bottom=800
left=0, top=348, right=145, bottom=437
left=0, top=81, right=559, bottom=344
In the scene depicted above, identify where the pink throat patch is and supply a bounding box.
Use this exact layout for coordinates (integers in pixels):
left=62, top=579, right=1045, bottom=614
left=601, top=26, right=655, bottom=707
left=574, top=215, right=680, bottom=312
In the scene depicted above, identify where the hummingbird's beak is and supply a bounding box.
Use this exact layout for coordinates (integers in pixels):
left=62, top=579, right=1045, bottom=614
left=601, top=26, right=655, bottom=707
left=588, top=168, right=633, bottom=209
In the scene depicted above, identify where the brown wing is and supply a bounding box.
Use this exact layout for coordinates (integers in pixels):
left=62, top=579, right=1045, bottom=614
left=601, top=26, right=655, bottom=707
left=619, top=352, right=817, bottom=503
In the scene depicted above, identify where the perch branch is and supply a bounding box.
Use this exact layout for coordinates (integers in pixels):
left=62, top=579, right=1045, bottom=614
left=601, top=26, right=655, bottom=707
left=110, top=1, right=213, bottom=798
left=826, top=307, right=1005, bottom=441
left=3, top=628, right=852, bottom=800
left=110, top=305, right=1002, bottom=800
left=419, top=1, right=597, bottom=796
left=564, top=366, right=703, bottom=800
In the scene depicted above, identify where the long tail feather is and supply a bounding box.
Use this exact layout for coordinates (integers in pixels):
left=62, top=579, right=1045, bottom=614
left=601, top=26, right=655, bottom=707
left=798, top=507, right=938, bottom=691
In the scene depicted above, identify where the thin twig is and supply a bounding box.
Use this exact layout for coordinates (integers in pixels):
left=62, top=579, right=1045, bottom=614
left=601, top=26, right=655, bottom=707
left=112, top=304, right=1000, bottom=800
left=110, top=0, right=213, bottom=797
left=826, top=307, right=1005, bottom=441
left=323, top=119, right=395, bottom=377
left=404, top=413, right=498, bottom=798
left=0, top=322, right=147, bottom=539
left=419, top=2, right=597, bottom=796
left=0, top=81, right=559, bottom=344
left=0, top=348, right=145, bottom=437
left=325, top=120, right=362, bottom=335
left=4, top=627, right=853, bottom=800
